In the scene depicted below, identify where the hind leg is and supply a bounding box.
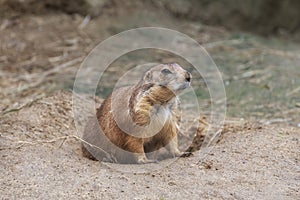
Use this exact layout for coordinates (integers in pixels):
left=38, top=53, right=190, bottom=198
left=165, top=135, right=182, bottom=157
left=125, top=139, right=158, bottom=164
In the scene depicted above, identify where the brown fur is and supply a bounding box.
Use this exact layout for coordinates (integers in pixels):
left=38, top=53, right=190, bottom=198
left=82, top=63, right=191, bottom=164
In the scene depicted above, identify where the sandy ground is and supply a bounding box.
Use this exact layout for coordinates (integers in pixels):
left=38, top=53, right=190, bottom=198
left=0, top=91, right=299, bottom=199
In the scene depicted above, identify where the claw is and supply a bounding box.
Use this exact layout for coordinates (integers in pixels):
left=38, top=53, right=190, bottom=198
left=137, top=157, right=158, bottom=164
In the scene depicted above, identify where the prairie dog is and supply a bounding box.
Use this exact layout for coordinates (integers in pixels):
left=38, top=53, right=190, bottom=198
left=82, top=63, right=191, bottom=164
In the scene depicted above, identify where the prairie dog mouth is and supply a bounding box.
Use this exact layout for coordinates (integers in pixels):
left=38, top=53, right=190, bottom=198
left=176, top=81, right=190, bottom=92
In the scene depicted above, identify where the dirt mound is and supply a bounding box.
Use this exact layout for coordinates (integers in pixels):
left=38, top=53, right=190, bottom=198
left=0, top=91, right=299, bottom=199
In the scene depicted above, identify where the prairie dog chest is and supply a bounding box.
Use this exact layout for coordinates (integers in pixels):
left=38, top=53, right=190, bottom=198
left=148, top=99, right=177, bottom=130
left=152, top=104, right=172, bottom=122
left=138, top=105, right=172, bottom=138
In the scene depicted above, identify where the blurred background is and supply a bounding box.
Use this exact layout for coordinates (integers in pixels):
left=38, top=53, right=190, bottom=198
left=0, top=0, right=299, bottom=126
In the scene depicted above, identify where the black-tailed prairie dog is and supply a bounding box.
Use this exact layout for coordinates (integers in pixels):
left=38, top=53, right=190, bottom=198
left=82, top=63, right=191, bottom=164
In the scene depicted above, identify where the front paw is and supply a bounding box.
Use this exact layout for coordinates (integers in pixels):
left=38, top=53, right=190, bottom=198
left=170, top=150, right=183, bottom=158
left=137, top=155, right=158, bottom=164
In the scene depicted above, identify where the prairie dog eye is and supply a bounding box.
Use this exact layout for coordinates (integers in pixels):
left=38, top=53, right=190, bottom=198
left=161, top=68, right=172, bottom=74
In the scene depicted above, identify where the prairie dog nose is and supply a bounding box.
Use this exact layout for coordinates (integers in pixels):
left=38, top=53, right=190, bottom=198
left=185, top=71, right=191, bottom=82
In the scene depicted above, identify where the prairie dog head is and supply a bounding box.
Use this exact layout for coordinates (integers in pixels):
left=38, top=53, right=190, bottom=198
left=141, top=63, right=191, bottom=93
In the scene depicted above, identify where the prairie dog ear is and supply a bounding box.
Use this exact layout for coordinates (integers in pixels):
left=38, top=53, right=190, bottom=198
left=143, top=71, right=152, bottom=82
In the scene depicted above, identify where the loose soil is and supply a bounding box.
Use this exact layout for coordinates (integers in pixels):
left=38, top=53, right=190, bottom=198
left=0, top=91, right=299, bottom=199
